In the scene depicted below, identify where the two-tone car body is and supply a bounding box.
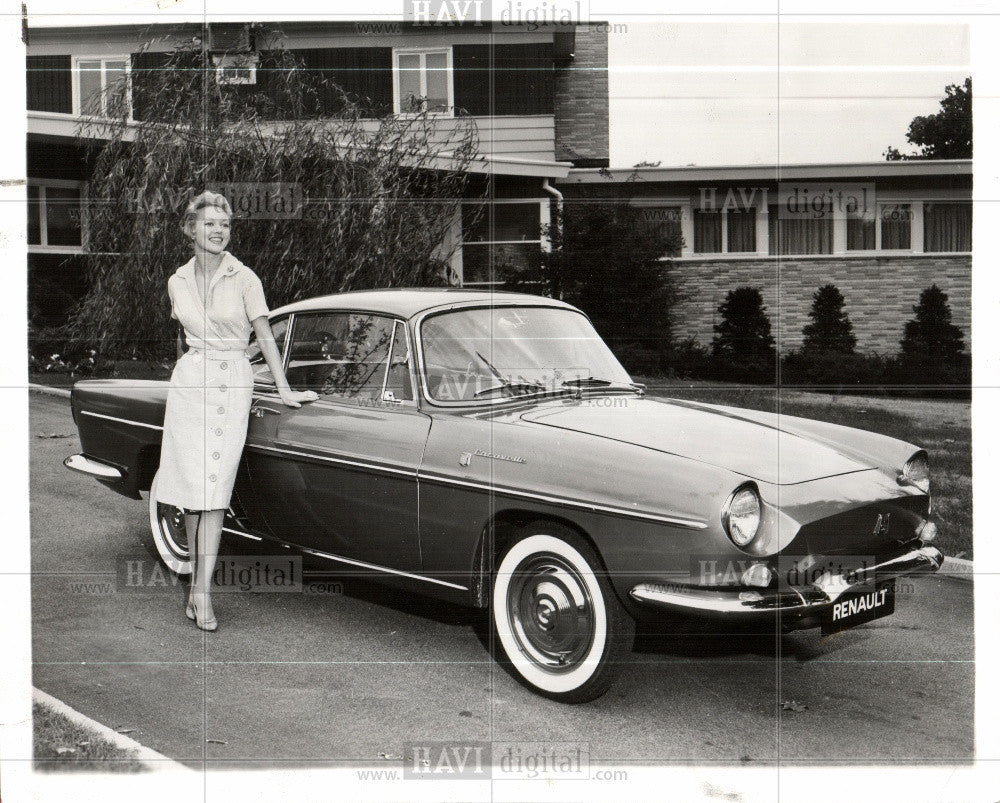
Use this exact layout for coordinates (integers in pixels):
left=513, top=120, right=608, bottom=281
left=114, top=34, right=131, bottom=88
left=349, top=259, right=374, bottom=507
left=65, top=289, right=943, bottom=702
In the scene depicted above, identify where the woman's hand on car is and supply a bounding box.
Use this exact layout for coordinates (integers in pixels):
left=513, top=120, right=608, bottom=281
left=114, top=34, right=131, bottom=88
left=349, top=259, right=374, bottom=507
left=279, top=388, right=320, bottom=408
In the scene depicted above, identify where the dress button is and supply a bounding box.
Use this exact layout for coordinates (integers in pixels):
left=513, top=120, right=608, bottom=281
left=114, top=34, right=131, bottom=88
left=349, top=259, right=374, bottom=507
left=212, top=451, right=220, bottom=460
left=214, top=428, right=223, bottom=436
left=220, top=362, right=228, bottom=370
left=219, top=384, right=228, bottom=392
left=217, top=406, right=225, bottom=415
left=209, top=474, right=217, bottom=482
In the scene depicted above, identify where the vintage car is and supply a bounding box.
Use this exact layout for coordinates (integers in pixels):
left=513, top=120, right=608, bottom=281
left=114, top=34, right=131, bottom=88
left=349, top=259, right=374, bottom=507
left=64, top=289, right=943, bottom=702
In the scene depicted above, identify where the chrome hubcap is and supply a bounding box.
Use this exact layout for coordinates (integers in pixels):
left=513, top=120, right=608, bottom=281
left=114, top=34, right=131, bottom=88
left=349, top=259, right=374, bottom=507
left=507, top=553, right=595, bottom=673
left=157, top=502, right=188, bottom=559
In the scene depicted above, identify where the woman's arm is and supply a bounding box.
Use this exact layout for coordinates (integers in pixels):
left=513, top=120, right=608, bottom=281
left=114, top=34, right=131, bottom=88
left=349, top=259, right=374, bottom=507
left=250, top=316, right=318, bottom=407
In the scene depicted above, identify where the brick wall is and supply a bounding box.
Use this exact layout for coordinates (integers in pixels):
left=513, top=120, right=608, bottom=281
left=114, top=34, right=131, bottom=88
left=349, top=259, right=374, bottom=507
left=667, top=254, right=971, bottom=355
left=554, top=25, right=609, bottom=167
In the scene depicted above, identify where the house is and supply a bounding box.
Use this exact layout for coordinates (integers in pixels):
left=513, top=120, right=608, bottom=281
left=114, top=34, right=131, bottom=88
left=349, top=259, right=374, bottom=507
left=25, top=19, right=609, bottom=326
left=25, top=19, right=972, bottom=358
left=560, top=160, right=972, bottom=354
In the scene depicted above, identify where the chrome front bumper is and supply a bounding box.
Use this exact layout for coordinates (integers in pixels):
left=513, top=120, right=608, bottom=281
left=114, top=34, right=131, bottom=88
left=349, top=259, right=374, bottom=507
left=629, top=542, right=944, bottom=623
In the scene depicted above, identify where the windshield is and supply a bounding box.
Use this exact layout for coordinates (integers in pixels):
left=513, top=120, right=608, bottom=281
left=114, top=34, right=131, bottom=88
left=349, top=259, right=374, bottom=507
left=420, top=306, right=633, bottom=402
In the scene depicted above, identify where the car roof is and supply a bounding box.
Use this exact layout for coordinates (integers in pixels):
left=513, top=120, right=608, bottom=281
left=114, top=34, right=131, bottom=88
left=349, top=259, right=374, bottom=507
left=269, top=288, right=580, bottom=319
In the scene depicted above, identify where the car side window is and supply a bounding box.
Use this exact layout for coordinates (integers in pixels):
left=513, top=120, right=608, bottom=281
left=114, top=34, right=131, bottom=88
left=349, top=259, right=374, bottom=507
left=384, top=321, right=414, bottom=402
left=286, top=312, right=396, bottom=401
left=247, top=316, right=288, bottom=388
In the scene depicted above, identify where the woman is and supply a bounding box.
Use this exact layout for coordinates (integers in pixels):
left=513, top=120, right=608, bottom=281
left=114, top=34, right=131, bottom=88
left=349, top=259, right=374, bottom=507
left=155, top=191, right=318, bottom=631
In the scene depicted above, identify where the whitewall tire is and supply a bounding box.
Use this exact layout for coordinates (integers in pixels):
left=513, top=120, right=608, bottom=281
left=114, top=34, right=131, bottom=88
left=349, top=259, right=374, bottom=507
left=148, top=469, right=192, bottom=575
left=491, top=524, right=635, bottom=703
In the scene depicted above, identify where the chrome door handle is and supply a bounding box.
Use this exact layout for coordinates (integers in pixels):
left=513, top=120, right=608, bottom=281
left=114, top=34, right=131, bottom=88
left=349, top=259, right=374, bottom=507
left=251, top=404, right=283, bottom=418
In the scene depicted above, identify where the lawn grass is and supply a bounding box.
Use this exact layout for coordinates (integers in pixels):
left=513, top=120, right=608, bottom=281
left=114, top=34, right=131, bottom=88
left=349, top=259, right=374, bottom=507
left=33, top=701, right=146, bottom=772
left=637, top=379, right=972, bottom=559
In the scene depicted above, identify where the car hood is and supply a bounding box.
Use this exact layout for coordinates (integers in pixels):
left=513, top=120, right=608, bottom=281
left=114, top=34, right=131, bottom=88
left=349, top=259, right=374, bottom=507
left=519, top=396, right=873, bottom=485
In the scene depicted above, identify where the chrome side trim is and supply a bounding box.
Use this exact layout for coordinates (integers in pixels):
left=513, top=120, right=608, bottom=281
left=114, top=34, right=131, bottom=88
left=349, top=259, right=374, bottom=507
left=222, top=526, right=262, bottom=542
left=419, top=471, right=708, bottom=530
left=297, top=545, right=468, bottom=591
left=80, top=410, right=163, bottom=431
left=246, top=444, right=706, bottom=529
left=222, top=524, right=467, bottom=591
left=63, top=453, right=124, bottom=479
left=247, top=442, right=417, bottom=478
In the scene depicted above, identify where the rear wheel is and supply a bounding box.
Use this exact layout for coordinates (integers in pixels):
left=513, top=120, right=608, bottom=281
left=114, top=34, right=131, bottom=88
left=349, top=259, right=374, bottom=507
left=490, top=523, right=635, bottom=703
left=148, top=469, right=191, bottom=575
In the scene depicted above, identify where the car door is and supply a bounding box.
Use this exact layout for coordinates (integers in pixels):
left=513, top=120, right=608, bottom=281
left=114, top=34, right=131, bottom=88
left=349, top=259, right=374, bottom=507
left=246, top=310, right=429, bottom=572
left=232, top=314, right=290, bottom=536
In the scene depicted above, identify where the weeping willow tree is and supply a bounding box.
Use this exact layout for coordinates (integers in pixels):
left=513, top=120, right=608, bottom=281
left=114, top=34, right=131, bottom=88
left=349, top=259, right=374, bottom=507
left=69, top=27, right=481, bottom=358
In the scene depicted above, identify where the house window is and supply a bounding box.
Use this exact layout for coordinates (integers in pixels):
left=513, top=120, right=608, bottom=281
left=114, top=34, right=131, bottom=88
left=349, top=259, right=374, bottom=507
left=393, top=48, right=453, bottom=115
left=73, top=56, right=130, bottom=117
left=213, top=53, right=258, bottom=85
left=924, top=202, right=972, bottom=252
left=461, top=202, right=542, bottom=285
left=693, top=208, right=756, bottom=254
left=726, top=208, right=756, bottom=253
left=846, top=209, right=875, bottom=251
left=27, top=181, right=85, bottom=252
left=847, top=203, right=912, bottom=251
left=879, top=204, right=912, bottom=250
left=693, top=210, right=721, bottom=254
left=768, top=206, right=833, bottom=255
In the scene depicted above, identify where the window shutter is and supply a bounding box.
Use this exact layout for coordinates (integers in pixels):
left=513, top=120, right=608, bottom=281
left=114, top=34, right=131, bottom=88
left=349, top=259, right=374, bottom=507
left=295, top=47, right=392, bottom=116
left=26, top=55, right=72, bottom=113
left=453, top=43, right=553, bottom=116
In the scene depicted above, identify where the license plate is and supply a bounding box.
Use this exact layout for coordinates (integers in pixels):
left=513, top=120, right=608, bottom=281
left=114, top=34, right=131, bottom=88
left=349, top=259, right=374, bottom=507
left=822, top=579, right=896, bottom=635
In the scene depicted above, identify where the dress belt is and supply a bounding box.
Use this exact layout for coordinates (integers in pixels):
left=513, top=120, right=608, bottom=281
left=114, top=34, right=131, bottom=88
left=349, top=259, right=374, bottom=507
left=186, top=347, right=248, bottom=360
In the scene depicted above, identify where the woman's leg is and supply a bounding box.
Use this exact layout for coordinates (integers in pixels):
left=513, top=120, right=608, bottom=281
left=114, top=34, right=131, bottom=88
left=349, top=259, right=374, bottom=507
left=189, top=508, right=226, bottom=623
left=184, top=512, right=201, bottom=607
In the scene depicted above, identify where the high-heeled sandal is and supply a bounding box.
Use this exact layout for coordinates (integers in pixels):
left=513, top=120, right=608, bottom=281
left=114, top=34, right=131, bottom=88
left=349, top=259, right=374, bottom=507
left=185, top=595, right=218, bottom=632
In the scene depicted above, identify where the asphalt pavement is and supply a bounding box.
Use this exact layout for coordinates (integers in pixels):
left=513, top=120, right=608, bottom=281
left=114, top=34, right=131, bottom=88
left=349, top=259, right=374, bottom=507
left=28, top=391, right=974, bottom=769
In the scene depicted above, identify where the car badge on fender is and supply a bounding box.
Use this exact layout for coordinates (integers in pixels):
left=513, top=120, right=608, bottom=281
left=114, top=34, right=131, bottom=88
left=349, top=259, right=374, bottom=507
left=460, top=449, right=526, bottom=466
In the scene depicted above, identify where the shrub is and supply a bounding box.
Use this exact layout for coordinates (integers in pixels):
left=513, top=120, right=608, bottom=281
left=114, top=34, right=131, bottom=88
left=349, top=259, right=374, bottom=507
left=900, top=284, right=966, bottom=360
left=664, top=338, right=776, bottom=385
left=781, top=350, right=889, bottom=388
left=711, top=287, right=776, bottom=362
left=801, top=284, right=856, bottom=355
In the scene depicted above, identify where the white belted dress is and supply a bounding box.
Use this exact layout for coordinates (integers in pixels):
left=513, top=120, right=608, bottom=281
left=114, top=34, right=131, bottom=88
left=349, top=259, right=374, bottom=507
left=154, top=251, right=270, bottom=511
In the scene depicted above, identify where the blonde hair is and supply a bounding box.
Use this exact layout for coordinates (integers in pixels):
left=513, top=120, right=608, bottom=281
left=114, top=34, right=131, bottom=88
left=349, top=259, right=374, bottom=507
left=181, top=191, right=233, bottom=237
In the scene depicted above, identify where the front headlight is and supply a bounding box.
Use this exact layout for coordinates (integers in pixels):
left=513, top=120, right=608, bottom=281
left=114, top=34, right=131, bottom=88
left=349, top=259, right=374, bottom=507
left=901, top=452, right=930, bottom=493
left=722, top=485, right=762, bottom=548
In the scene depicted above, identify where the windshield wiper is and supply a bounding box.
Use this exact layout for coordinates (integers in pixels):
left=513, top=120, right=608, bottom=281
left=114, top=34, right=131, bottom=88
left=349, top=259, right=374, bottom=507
left=560, top=377, right=646, bottom=396
left=473, top=381, right=547, bottom=399
left=560, top=377, right=613, bottom=387
left=471, top=351, right=548, bottom=399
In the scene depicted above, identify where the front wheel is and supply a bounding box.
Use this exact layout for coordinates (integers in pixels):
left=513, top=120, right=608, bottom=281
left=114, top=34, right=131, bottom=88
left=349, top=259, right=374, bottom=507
left=148, top=469, right=191, bottom=575
left=491, top=524, right=635, bottom=703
